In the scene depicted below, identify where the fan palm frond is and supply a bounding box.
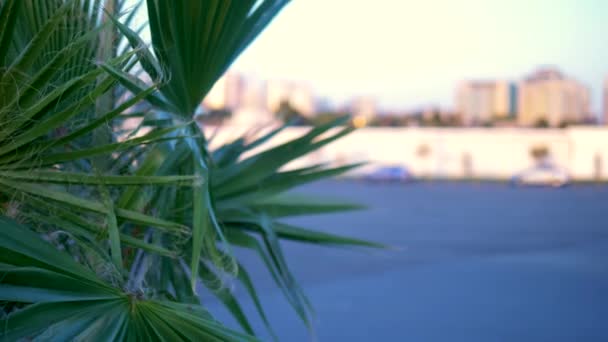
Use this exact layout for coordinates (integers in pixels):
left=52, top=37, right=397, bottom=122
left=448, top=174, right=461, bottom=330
left=0, top=217, right=256, bottom=341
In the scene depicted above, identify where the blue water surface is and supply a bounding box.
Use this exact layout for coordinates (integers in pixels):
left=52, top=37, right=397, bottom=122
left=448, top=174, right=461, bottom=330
left=207, top=181, right=608, bottom=341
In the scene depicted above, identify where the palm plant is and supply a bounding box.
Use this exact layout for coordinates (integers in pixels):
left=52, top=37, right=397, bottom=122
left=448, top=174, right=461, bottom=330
left=0, top=1, right=232, bottom=339
left=1, top=0, right=385, bottom=340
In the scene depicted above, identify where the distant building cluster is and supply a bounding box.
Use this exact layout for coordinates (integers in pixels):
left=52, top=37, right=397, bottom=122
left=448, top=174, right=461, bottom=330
left=201, top=67, right=607, bottom=128
left=457, top=67, right=593, bottom=127
left=456, top=80, right=517, bottom=125
left=203, top=73, right=319, bottom=126
left=201, top=72, right=377, bottom=126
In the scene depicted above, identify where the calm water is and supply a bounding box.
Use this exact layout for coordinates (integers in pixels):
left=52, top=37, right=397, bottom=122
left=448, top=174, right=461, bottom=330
left=209, top=181, right=608, bottom=341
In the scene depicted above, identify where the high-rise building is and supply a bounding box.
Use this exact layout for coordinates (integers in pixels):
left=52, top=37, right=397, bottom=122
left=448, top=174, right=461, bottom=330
left=202, top=71, right=244, bottom=111
left=456, top=80, right=517, bottom=125
left=518, top=68, right=590, bottom=127
left=265, top=80, right=315, bottom=117
left=494, top=81, right=518, bottom=118
left=603, top=77, right=608, bottom=125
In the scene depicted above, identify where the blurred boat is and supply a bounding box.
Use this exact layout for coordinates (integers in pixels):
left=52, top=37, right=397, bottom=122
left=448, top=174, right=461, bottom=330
left=364, top=166, right=414, bottom=182
left=512, top=163, right=569, bottom=187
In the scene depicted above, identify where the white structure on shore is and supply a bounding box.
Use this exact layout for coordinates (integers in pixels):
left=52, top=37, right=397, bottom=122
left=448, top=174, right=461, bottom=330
left=207, top=126, right=608, bottom=181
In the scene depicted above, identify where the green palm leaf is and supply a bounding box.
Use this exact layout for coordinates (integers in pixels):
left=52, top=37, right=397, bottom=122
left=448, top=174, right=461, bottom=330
left=0, top=0, right=386, bottom=339
left=0, top=216, right=257, bottom=341
left=0, top=0, right=197, bottom=271
left=144, top=0, right=289, bottom=117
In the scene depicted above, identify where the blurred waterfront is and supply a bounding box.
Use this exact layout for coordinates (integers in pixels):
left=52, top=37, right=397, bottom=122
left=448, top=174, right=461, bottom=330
left=204, top=126, right=608, bottom=182
left=208, top=180, right=608, bottom=341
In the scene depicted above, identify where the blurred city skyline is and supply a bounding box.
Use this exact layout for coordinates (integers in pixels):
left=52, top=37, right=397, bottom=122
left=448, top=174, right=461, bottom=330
left=203, top=66, right=603, bottom=128
left=230, top=0, right=608, bottom=114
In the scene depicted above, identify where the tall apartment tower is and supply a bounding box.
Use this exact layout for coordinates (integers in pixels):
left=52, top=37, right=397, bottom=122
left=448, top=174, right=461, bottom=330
left=518, top=68, right=589, bottom=127
left=456, top=80, right=517, bottom=125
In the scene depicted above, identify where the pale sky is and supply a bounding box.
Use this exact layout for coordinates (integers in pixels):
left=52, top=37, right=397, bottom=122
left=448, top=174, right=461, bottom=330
left=232, top=0, right=608, bottom=113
